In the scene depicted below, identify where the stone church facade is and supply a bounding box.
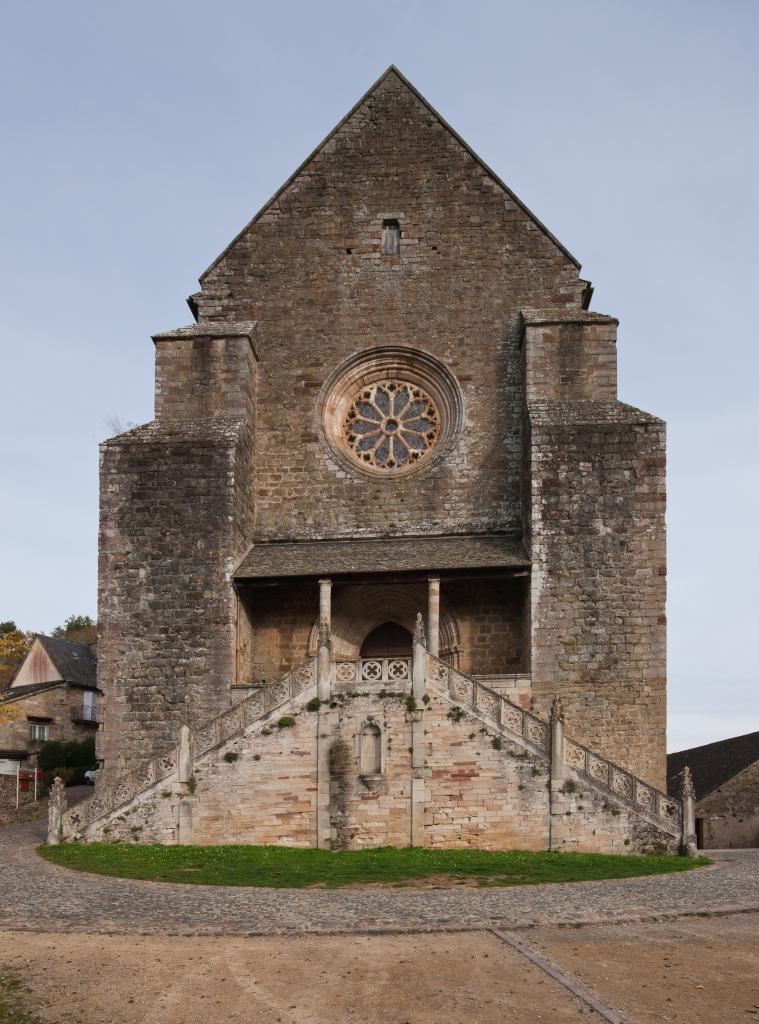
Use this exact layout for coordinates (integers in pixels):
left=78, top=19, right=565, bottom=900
left=59, top=68, right=686, bottom=853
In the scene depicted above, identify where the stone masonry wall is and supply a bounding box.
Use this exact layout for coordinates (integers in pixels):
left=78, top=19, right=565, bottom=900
left=523, top=315, right=618, bottom=403
left=154, top=330, right=257, bottom=422
left=423, top=696, right=550, bottom=850
left=528, top=401, right=667, bottom=788
left=447, top=578, right=528, bottom=675
left=192, top=712, right=318, bottom=847
left=73, top=673, right=679, bottom=854
left=696, top=759, right=759, bottom=849
left=98, top=417, right=253, bottom=776
left=198, top=70, right=584, bottom=543
left=237, top=583, right=319, bottom=684
left=550, top=768, right=678, bottom=855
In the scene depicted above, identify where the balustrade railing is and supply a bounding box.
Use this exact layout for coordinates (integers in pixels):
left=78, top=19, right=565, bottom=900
left=70, top=704, right=99, bottom=724
left=564, top=737, right=681, bottom=829
left=332, top=657, right=411, bottom=688
left=425, top=653, right=681, bottom=835
left=61, top=658, right=317, bottom=836
left=426, top=656, right=550, bottom=752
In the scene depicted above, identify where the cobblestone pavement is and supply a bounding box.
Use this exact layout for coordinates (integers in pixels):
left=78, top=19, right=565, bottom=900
left=3, top=805, right=758, bottom=937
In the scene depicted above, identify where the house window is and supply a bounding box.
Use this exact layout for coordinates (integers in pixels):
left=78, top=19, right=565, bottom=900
left=381, top=219, right=400, bottom=256
left=28, top=722, right=49, bottom=742
left=360, top=722, right=382, bottom=775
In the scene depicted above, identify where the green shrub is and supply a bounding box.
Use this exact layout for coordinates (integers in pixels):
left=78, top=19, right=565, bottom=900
left=306, top=698, right=321, bottom=713
left=223, top=751, right=239, bottom=764
left=405, top=696, right=417, bottom=713
left=491, top=737, right=503, bottom=751
left=41, top=766, right=85, bottom=788
left=37, top=741, right=65, bottom=772
left=277, top=716, right=295, bottom=729
left=38, top=737, right=95, bottom=771
left=447, top=706, right=465, bottom=724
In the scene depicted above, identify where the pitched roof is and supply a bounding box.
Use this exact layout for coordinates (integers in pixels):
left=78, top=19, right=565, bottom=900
left=1, top=681, right=62, bottom=703
left=200, top=65, right=580, bottom=283
left=235, top=533, right=529, bottom=580
left=36, top=636, right=97, bottom=688
left=667, top=730, right=759, bottom=800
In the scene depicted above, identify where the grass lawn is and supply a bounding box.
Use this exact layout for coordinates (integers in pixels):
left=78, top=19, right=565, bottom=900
left=0, top=974, right=43, bottom=1024
left=37, top=843, right=711, bottom=889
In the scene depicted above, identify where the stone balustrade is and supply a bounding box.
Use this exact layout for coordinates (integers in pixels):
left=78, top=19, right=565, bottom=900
left=60, top=658, right=317, bottom=838
left=426, top=653, right=682, bottom=838
left=332, top=657, right=412, bottom=689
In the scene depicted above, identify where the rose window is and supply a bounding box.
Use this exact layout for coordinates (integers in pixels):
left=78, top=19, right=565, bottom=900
left=343, top=380, right=440, bottom=470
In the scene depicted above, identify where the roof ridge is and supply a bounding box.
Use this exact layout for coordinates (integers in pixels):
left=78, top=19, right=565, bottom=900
left=669, top=729, right=759, bottom=758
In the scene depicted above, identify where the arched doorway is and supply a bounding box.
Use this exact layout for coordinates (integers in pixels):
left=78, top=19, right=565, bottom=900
left=360, top=622, right=413, bottom=659
left=307, top=582, right=461, bottom=664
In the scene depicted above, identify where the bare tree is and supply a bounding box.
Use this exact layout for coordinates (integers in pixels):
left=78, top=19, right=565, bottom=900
left=102, top=414, right=137, bottom=439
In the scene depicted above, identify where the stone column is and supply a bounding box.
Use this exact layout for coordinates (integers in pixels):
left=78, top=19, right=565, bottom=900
left=47, top=777, right=67, bottom=845
left=318, top=578, right=332, bottom=630
left=412, top=612, right=427, bottom=700
left=317, top=618, right=332, bottom=703
left=550, top=695, right=565, bottom=791
left=410, top=612, right=428, bottom=847
left=410, top=711, right=426, bottom=847
left=548, top=695, right=565, bottom=851
left=427, top=577, right=440, bottom=658
left=315, top=605, right=334, bottom=850
left=681, top=765, right=698, bottom=857
left=178, top=725, right=192, bottom=784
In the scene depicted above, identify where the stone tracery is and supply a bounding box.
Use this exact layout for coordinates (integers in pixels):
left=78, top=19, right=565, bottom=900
left=343, top=379, right=440, bottom=470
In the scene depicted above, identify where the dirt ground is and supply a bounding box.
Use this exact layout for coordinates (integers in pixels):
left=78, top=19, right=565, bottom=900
left=1, top=913, right=757, bottom=1024
left=530, top=912, right=759, bottom=1024
left=0, top=930, right=595, bottom=1024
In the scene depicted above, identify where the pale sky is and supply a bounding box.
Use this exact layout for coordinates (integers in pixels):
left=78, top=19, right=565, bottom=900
left=1, top=0, right=757, bottom=752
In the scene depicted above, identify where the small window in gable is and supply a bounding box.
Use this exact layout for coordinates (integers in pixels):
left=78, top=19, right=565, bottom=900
left=360, top=722, right=382, bottom=775
left=381, top=219, right=400, bottom=256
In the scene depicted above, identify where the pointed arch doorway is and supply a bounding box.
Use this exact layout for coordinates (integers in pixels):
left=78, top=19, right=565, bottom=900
left=359, top=622, right=413, bottom=659
left=307, top=582, right=461, bottom=665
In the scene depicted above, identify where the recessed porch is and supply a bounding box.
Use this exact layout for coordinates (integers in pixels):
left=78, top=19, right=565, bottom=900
left=233, top=534, right=533, bottom=707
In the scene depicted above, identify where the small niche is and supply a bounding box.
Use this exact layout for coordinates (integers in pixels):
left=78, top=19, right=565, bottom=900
left=360, top=722, right=382, bottom=776
left=381, top=219, right=401, bottom=256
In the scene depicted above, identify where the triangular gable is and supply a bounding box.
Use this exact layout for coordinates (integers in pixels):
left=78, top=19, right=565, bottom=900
left=199, top=65, right=580, bottom=283
left=9, top=637, right=62, bottom=688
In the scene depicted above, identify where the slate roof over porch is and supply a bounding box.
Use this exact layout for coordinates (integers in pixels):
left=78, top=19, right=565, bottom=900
left=234, top=533, right=529, bottom=580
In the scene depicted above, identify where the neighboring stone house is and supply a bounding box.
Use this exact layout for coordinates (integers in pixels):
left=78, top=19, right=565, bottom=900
left=61, top=67, right=686, bottom=854
left=668, top=732, right=759, bottom=849
left=0, top=635, right=99, bottom=773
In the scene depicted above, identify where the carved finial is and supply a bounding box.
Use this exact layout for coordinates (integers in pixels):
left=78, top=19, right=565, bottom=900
left=551, top=694, right=564, bottom=721
left=681, top=765, right=695, bottom=800
left=317, top=617, right=332, bottom=651
left=413, top=612, right=427, bottom=648
left=47, top=777, right=67, bottom=845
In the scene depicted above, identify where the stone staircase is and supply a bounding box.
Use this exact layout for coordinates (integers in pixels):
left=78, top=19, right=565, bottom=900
left=57, top=648, right=683, bottom=848
left=60, top=658, right=317, bottom=839
left=425, top=654, right=683, bottom=840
